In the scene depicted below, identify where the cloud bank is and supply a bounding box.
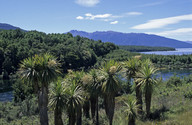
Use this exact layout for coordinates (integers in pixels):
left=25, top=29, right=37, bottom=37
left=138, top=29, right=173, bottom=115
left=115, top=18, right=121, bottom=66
left=147, top=28, right=192, bottom=36
left=132, top=14, right=192, bottom=29
left=146, top=28, right=192, bottom=41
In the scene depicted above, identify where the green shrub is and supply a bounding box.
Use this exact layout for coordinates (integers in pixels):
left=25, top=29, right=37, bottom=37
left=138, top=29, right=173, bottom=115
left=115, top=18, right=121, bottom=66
left=166, top=74, right=183, bottom=87
left=184, top=91, right=192, bottom=99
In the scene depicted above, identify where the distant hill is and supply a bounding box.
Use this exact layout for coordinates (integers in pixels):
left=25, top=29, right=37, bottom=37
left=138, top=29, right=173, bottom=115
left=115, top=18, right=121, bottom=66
left=0, top=23, right=24, bottom=30
left=184, top=41, right=192, bottom=44
left=69, top=30, right=192, bottom=48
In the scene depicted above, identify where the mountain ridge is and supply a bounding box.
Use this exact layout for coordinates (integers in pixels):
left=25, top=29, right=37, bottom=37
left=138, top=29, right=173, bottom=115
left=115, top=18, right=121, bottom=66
left=0, top=23, right=25, bottom=31
left=0, top=23, right=191, bottom=48
left=69, top=30, right=192, bottom=48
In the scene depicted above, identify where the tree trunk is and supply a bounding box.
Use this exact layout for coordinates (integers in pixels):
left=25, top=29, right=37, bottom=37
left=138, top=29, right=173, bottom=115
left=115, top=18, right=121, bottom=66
left=126, top=79, right=132, bottom=94
left=145, top=89, right=152, bottom=118
left=38, top=85, right=49, bottom=125
left=76, top=106, right=82, bottom=125
left=83, top=100, right=90, bottom=118
left=54, top=106, right=63, bottom=125
left=68, top=112, right=76, bottom=125
left=128, top=118, right=135, bottom=125
left=91, top=96, right=96, bottom=121
left=96, top=95, right=99, bottom=125
left=135, top=82, right=143, bottom=115
left=104, top=94, right=115, bottom=125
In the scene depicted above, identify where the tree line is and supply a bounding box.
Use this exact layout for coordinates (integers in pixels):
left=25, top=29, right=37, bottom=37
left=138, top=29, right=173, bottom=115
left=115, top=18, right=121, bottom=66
left=102, top=49, right=192, bottom=69
left=119, top=45, right=175, bottom=52
left=142, top=54, right=192, bottom=69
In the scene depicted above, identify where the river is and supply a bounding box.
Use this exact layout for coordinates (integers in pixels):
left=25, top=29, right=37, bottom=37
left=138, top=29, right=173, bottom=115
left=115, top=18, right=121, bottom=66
left=141, top=48, right=192, bottom=55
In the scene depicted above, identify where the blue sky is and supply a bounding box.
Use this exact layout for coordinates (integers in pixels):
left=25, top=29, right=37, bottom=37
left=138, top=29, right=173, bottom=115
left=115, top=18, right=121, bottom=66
left=0, top=0, right=192, bottom=41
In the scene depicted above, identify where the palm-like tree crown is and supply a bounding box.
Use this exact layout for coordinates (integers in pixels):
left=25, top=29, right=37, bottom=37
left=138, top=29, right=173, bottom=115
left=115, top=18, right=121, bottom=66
left=123, top=58, right=141, bottom=80
left=49, top=79, right=66, bottom=111
left=101, top=60, right=122, bottom=94
left=82, top=69, right=102, bottom=95
left=19, top=53, right=61, bottom=88
left=124, top=97, right=138, bottom=121
left=117, top=95, right=139, bottom=122
left=63, top=72, right=86, bottom=113
left=136, top=59, right=158, bottom=92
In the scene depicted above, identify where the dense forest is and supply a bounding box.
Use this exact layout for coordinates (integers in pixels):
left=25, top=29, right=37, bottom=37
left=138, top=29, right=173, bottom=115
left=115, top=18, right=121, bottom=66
left=119, top=45, right=175, bottom=52
left=1, top=29, right=192, bottom=125
left=0, top=29, right=117, bottom=78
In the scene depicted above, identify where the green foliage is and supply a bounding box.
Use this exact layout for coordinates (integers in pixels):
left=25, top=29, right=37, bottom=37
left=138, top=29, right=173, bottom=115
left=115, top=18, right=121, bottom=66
left=0, top=29, right=117, bottom=78
left=18, top=53, right=61, bottom=93
left=101, top=60, right=122, bottom=94
left=18, top=53, right=61, bottom=125
left=119, top=45, right=175, bottom=52
left=12, top=79, right=34, bottom=102
left=100, top=49, right=139, bottom=62
left=0, top=96, right=38, bottom=124
left=142, top=54, right=192, bottom=69
left=2, top=33, right=192, bottom=125
left=136, top=59, right=158, bottom=117
left=184, top=91, right=192, bottom=99
left=122, top=57, right=141, bottom=94
left=1, top=62, right=192, bottom=125
left=116, top=95, right=139, bottom=125
left=49, top=79, right=66, bottom=111
left=166, top=74, right=183, bottom=87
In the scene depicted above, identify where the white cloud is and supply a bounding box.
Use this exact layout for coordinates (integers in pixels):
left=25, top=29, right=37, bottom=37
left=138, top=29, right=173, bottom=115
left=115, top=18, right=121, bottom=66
left=146, top=28, right=192, bottom=41
left=75, top=0, right=100, bottom=7
left=76, top=12, right=142, bottom=21
left=84, top=13, right=112, bottom=20
left=85, top=13, right=92, bottom=17
left=126, top=12, right=143, bottom=16
left=76, top=16, right=84, bottom=20
left=110, top=21, right=118, bottom=24
left=137, top=2, right=164, bottom=8
left=132, top=14, right=192, bottom=30
left=147, top=28, right=192, bottom=36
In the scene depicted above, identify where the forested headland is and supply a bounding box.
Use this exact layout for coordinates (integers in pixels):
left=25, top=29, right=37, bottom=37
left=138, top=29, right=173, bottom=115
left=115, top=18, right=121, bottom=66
left=119, top=45, right=175, bottom=52
left=1, top=29, right=192, bottom=125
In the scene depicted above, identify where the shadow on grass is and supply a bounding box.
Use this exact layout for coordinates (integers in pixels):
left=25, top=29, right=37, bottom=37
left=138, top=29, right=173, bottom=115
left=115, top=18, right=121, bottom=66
left=149, top=105, right=169, bottom=120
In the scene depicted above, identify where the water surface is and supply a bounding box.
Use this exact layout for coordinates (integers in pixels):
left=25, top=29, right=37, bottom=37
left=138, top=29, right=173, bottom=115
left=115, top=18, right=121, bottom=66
left=156, top=69, right=192, bottom=80
left=141, top=48, right=192, bottom=55
left=0, top=91, right=13, bottom=102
